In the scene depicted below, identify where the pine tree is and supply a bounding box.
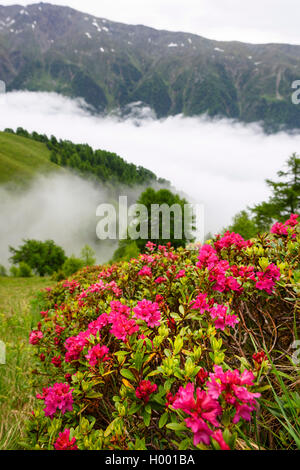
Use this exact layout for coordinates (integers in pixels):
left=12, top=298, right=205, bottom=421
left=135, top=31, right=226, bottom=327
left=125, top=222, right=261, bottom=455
left=251, top=153, right=300, bottom=230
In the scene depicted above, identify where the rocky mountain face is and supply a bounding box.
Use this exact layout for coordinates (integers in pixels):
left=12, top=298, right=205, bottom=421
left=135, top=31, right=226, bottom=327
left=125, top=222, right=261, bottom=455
left=1, top=2, right=300, bottom=131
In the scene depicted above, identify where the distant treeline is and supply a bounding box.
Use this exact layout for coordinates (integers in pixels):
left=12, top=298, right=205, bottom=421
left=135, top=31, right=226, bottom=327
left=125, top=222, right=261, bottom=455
left=4, top=127, right=169, bottom=187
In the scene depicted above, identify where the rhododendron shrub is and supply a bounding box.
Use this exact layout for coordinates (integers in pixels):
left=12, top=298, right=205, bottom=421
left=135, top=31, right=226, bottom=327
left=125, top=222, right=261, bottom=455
left=25, top=216, right=299, bottom=450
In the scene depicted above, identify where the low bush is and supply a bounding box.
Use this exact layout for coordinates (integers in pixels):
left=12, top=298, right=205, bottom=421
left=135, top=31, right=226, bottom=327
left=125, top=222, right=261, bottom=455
left=26, top=215, right=299, bottom=450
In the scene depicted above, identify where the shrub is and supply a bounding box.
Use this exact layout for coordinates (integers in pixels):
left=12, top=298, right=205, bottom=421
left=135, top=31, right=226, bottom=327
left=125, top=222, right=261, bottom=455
left=62, top=256, right=84, bottom=277
left=9, top=266, right=19, bottom=278
left=9, top=240, right=66, bottom=277
left=18, top=262, right=33, bottom=278
left=26, top=215, right=299, bottom=450
left=0, top=265, right=7, bottom=277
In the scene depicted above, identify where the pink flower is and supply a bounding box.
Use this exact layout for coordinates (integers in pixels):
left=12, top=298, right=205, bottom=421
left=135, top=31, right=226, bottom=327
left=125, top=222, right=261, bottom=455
left=110, top=315, right=139, bottom=341
left=211, top=430, right=230, bottom=450
left=255, top=264, right=280, bottom=294
left=136, top=380, right=157, bottom=403
left=207, top=366, right=260, bottom=423
left=65, top=331, right=91, bottom=362
left=146, top=241, right=156, bottom=252
left=172, top=384, right=222, bottom=446
left=133, top=300, right=161, bottom=328
left=271, top=214, right=298, bottom=236
left=214, top=231, right=250, bottom=251
left=85, top=344, right=110, bottom=367
left=191, top=293, right=210, bottom=314
left=37, top=383, right=74, bottom=419
left=209, top=304, right=239, bottom=331
left=252, top=351, right=267, bottom=365
left=270, top=222, right=288, bottom=236
left=138, top=266, right=152, bottom=277
left=197, top=245, right=219, bottom=270
left=54, top=429, right=78, bottom=450
left=51, top=356, right=62, bottom=368
left=29, top=330, right=43, bottom=345
left=155, top=276, right=167, bottom=284
left=175, top=270, right=186, bottom=279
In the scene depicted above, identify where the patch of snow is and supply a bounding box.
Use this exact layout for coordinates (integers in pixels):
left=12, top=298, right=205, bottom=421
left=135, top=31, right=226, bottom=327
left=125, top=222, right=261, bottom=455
left=85, top=32, right=92, bottom=39
left=168, top=43, right=178, bottom=47
left=254, top=61, right=262, bottom=66
left=102, top=26, right=109, bottom=32
left=214, top=47, right=224, bottom=52
left=188, top=38, right=192, bottom=44
left=100, top=47, right=105, bottom=52
left=248, top=56, right=252, bottom=59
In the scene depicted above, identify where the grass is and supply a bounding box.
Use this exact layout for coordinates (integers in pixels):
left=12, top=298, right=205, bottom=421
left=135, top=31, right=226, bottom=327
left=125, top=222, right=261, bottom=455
left=0, top=276, right=55, bottom=450
left=0, top=132, right=59, bottom=186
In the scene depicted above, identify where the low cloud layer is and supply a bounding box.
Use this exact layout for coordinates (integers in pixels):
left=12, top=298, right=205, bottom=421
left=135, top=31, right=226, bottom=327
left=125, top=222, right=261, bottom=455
left=0, top=90, right=300, bottom=265
left=0, top=172, right=119, bottom=267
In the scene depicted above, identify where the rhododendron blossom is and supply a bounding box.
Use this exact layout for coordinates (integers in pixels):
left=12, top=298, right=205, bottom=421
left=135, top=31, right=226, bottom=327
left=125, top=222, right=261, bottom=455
left=133, top=300, right=161, bottom=328
left=207, top=366, right=260, bottom=424
left=172, top=383, right=222, bottom=446
left=255, top=264, right=281, bottom=294
left=214, top=231, right=251, bottom=251
left=191, top=293, right=210, bottom=313
left=37, top=383, right=74, bottom=419
left=271, top=214, right=299, bottom=236
left=110, top=315, right=139, bottom=341
left=197, top=245, right=219, bottom=270
left=138, top=266, right=152, bottom=277
left=209, top=304, right=239, bottom=331
left=54, top=429, right=78, bottom=450
left=85, top=344, right=110, bottom=367
left=29, top=330, right=43, bottom=345
left=136, top=380, right=157, bottom=403
left=65, top=331, right=91, bottom=362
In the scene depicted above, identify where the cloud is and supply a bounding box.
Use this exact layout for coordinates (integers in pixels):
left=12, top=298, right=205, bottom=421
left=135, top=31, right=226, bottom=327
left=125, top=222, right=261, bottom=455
left=0, top=0, right=299, bottom=44
left=0, top=90, right=300, bottom=252
left=0, top=171, right=119, bottom=267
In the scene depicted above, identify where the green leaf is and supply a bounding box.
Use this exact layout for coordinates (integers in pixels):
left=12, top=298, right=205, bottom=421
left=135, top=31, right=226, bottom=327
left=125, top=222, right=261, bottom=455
left=166, top=422, right=186, bottom=432
left=120, top=368, right=136, bottom=382
left=174, top=335, right=184, bottom=355
left=128, top=403, right=142, bottom=415
left=159, top=412, right=169, bottom=429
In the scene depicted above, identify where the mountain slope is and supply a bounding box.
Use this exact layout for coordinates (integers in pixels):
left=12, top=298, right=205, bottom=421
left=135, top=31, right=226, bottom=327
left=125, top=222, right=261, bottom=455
left=1, top=3, right=300, bottom=130
left=0, top=131, right=59, bottom=184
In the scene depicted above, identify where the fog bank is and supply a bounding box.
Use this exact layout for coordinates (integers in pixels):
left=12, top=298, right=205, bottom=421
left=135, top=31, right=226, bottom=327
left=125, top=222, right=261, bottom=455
left=1, top=91, right=300, bottom=248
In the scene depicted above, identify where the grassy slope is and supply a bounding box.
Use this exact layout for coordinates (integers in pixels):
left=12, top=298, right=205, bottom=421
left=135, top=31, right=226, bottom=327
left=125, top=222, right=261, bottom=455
left=0, top=276, right=55, bottom=450
left=0, top=132, right=59, bottom=185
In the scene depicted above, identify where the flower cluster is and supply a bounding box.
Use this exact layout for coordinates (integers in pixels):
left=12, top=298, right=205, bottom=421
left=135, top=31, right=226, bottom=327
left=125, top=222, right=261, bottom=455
left=214, top=231, right=251, bottom=251
left=37, top=383, right=74, bottom=419
left=85, top=344, right=110, bottom=367
left=54, top=429, right=78, bottom=450
left=207, top=366, right=260, bottom=424
left=172, top=383, right=222, bottom=446
left=29, top=330, right=43, bottom=345
left=133, top=300, right=162, bottom=328
left=191, top=294, right=239, bottom=331
left=271, top=214, right=298, bottom=236
left=135, top=380, right=157, bottom=403
left=255, top=263, right=281, bottom=294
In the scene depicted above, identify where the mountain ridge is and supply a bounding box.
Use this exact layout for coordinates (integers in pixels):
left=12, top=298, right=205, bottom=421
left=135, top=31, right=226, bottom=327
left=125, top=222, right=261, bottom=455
left=1, top=2, right=300, bottom=131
